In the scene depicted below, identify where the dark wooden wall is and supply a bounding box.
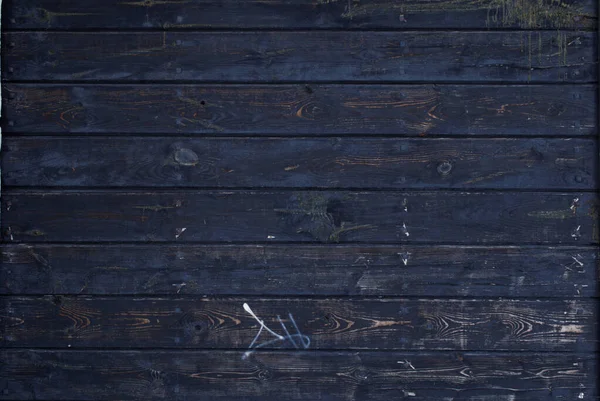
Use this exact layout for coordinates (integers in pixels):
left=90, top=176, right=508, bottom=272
left=1, top=0, right=599, bottom=400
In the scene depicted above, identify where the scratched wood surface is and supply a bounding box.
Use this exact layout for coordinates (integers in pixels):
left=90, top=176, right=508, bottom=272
left=2, top=297, right=596, bottom=351
left=3, top=84, right=596, bottom=135
left=3, top=32, right=597, bottom=82
left=1, top=0, right=598, bottom=400
left=2, top=350, right=596, bottom=401
left=3, top=137, right=597, bottom=189
left=2, top=245, right=596, bottom=297
left=3, top=0, right=597, bottom=29
left=2, top=191, right=597, bottom=243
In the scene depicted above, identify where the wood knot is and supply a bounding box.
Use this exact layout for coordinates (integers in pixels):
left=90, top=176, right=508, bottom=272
left=437, top=161, right=453, bottom=176
left=174, top=148, right=199, bottom=166
left=257, top=369, right=273, bottom=381
left=353, top=368, right=370, bottom=382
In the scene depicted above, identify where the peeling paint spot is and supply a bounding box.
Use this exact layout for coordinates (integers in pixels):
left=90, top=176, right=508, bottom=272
left=560, top=324, right=584, bottom=333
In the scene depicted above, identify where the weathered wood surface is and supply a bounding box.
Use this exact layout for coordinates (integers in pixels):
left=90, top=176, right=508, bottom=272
left=3, top=137, right=596, bottom=189
left=2, top=245, right=596, bottom=297
left=3, top=0, right=596, bottom=29
left=3, top=32, right=596, bottom=82
left=3, top=85, right=596, bottom=135
left=1, top=297, right=595, bottom=350
left=2, top=191, right=596, bottom=243
left=1, top=350, right=596, bottom=401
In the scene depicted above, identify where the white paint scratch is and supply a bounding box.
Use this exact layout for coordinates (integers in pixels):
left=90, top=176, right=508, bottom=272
left=571, top=225, right=581, bottom=239
left=242, top=303, right=310, bottom=360
left=172, top=283, right=186, bottom=293
left=398, top=252, right=412, bottom=266
left=267, top=235, right=276, bottom=239
left=397, top=359, right=415, bottom=369
left=402, top=222, right=410, bottom=237
left=570, top=197, right=580, bottom=211
left=175, top=227, right=187, bottom=239
left=571, top=255, right=584, bottom=267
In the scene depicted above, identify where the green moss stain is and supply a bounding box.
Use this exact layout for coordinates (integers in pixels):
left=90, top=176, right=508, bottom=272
left=275, top=193, right=375, bottom=242
left=486, top=0, right=589, bottom=29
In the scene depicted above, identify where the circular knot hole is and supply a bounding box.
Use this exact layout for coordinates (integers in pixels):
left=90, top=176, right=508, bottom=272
left=174, top=148, right=199, bottom=166
left=437, top=161, right=453, bottom=176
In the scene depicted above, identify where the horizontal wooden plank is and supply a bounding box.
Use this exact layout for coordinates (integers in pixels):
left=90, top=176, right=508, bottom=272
left=3, top=137, right=596, bottom=189
left=3, top=32, right=596, bottom=82
left=1, top=297, right=596, bottom=350
left=3, top=85, right=596, bottom=135
left=3, top=0, right=596, bottom=29
left=1, top=350, right=596, bottom=401
left=2, top=191, right=597, bottom=244
left=2, top=245, right=596, bottom=297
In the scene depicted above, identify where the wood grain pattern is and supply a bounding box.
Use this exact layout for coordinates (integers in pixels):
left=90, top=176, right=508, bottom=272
left=3, top=84, right=596, bottom=135
left=3, top=0, right=596, bottom=29
left=2, top=191, right=597, bottom=244
left=1, top=350, right=596, bottom=400
left=1, top=297, right=595, bottom=350
left=2, top=245, right=596, bottom=297
left=3, top=32, right=596, bottom=82
left=3, top=137, right=596, bottom=189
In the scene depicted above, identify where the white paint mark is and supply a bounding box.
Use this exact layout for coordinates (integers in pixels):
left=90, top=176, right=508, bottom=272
left=175, top=227, right=187, bottom=239
left=267, top=235, right=276, bottom=239
left=402, top=390, right=416, bottom=397
left=243, top=303, right=284, bottom=340
left=402, top=198, right=408, bottom=212
left=578, top=392, right=584, bottom=399
left=571, top=225, right=581, bottom=239
left=398, top=359, right=415, bottom=369
left=172, top=283, right=186, bottom=293
left=402, top=254, right=410, bottom=266
left=571, top=255, right=584, bottom=267
left=570, top=197, right=580, bottom=211
left=560, top=324, right=584, bottom=333
left=402, top=222, right=410, bottom=237
left=242, top=303, right=309, bottom=360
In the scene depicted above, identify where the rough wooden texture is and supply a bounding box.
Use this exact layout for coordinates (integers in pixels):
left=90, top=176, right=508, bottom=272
left=1, top=297, right=596, bottom=351
left=2, top=84, right=596, bottom=135
left=1, top=350, right=596, bottom=401
left=2, top=191, right=597, bottom=244
left=3, top=137, right=597, bottom=189
left=3, top=32, right=596, bottom=82
left=3, top=0, right=596, bottom=29
left=2, top=245, right=596, bottom=297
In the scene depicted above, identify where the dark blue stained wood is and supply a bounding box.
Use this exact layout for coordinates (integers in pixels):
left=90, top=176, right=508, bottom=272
left=3, top=84, right=596, bottom=136
left=3, top=0, right=596, bottom=29
left=1, top=297, right=596, bottom=350
left=1, top=191, right=597, bottom=244
left=3, top=32, right=597, bottom=82
left=1, top=350, right=596, bottom=401
left=2, top=137, right=596, bottom=189
left=2, top=244, right=596, bottom=297
left=1, top=0, right=599, bottom=399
